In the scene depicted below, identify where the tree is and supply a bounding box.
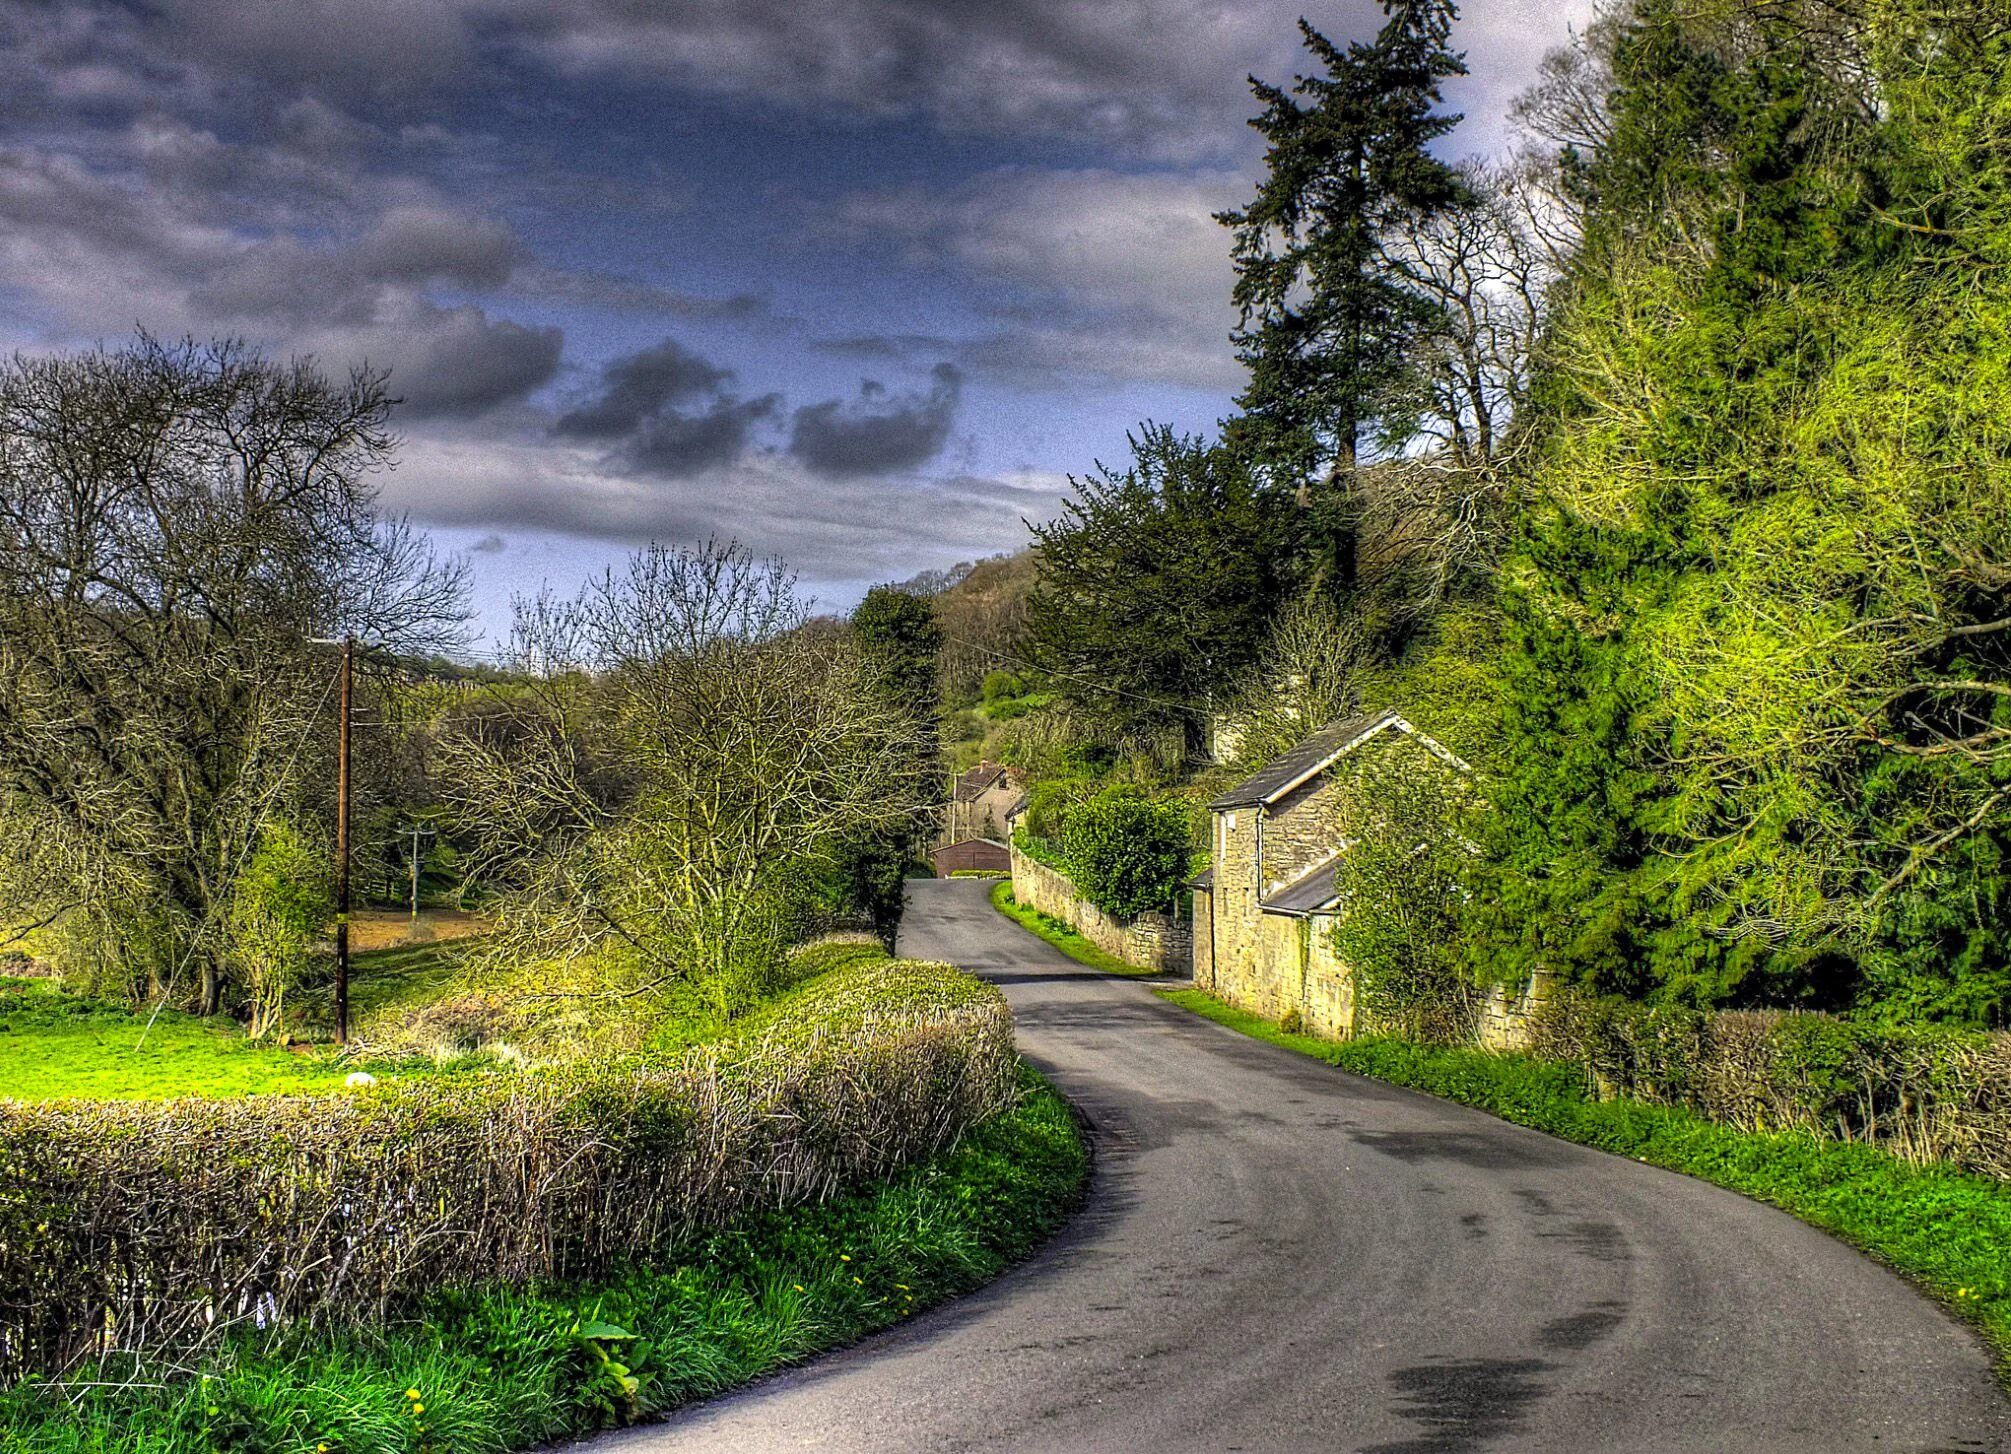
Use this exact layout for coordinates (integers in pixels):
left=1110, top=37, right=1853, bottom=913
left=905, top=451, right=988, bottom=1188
left=228, top=822, right=333, bottom=1038
left=839, top=584, right=945, bottom=946
left=1482, top=0, right=2011, bottom=1024
left=0, top=335, right=465, bottom=1013
left=1218, top=2, right=1471, bottom=505
left=1027, top=427, right=1304, bottom=752
left=438, top=541, right=933, bottom=1013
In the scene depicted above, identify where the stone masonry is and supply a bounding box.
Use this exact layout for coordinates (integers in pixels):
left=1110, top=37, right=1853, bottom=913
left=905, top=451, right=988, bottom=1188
left=1009, top=841, right=1191, bottom=975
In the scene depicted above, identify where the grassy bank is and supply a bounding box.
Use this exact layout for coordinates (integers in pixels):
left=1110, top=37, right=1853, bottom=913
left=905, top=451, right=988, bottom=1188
left=987, top=880, right=1161, bottom=978
left=1159, top=986, right=2011, bottom=1380
left=1, top=1065, right=1087, bottom=1454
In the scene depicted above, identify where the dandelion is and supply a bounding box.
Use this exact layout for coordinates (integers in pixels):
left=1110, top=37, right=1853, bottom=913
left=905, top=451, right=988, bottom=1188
left=792, top=1284, right=805, bottom=1293
left=406, top=1389, right=422, bottom=1401
left=839, top=1254, right=851, bottom=1262
left=852, top=1276, right=863, bottom=1285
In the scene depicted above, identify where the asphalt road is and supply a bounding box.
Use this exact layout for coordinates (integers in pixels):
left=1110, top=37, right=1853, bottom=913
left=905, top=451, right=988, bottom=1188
left=597, top=878, right=2011, bottom=1453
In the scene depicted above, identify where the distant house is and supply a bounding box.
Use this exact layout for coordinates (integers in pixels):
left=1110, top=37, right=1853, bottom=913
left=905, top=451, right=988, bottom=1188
left=1192, top=710, right=1464, bottom=1038
left=943, top=760, right=1024, bottom=846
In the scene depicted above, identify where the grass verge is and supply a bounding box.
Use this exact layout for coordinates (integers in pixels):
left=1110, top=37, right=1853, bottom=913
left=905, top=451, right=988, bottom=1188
left=987, top=880, right=1161, bottom=978
left=1159, top=986, right=2011, bottom=1382
left=1, top=1064, right=1087, bottom=1454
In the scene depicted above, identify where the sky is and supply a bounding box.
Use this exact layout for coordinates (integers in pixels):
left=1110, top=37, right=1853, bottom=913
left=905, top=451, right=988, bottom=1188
left=1, top=0, right=1597, bottom=644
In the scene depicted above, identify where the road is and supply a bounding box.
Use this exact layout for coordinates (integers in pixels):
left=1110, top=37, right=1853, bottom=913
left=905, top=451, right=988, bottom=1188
left=597, top=878, right=2011, bottom=1453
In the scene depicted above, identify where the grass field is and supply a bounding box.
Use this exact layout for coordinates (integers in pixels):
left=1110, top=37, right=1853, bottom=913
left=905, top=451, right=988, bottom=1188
left=0, top=937, right=472, bottom=1102
left=3, top=1066, right=1089, bottom=1454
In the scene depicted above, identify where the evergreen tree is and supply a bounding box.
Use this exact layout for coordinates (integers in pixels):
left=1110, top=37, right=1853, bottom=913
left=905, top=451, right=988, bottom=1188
left=1027, top=427, right=1303, bottom=752
left=835, top=586, right=944, bottom=947
left=1217, top=2, right=1470, bottom=510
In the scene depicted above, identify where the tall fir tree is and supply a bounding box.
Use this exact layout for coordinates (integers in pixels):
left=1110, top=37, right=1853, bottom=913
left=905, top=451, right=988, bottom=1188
left=1217, top=1, right=1470, bottom=520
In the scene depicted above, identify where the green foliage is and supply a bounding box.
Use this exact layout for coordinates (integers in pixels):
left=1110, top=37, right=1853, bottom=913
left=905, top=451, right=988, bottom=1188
left=0, top=1067, right=1087, bottom=1454
left=1158, top=987, right=2011, bottom=1379
left=1028, top=427, right=1306, bottom=747
left=1060, top=787, right=1191, bottom=920
left=988, top=881, right=1162, bottom=979
left=1326, top=747, right=1481, bottom=1042
left=852, top=585, right=944, bottom=717
left=980, top=670, right=1026, bottom=705
left=1482, top=0, right=2011, bottom=1024
left=226, top=822, right=333, bottom=1039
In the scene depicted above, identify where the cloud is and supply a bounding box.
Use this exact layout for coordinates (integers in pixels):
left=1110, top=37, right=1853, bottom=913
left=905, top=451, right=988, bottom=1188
left=553, top=338, right=734, bottom=438
left=470, top=533, right=508, bottom=554
left=552, top=337, right=781, bottom=475
left=832, top=168, right=1244, bottom=391
left=789, top=363, right=962, bottom=475
left=385, top=427, right=1071, bottom=581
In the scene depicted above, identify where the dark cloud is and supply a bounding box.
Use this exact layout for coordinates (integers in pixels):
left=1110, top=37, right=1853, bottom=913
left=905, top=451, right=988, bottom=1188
left=553, top=338, right=735, bottom=439
left=789, top=363, right=962, bottom=476
left=630, top=393, right=781, bottom=473
left=552, top=337, right=780, bottom=475
left=469, top=533, right=508, bottom=554
left=392, top=311, right=564, bottom=418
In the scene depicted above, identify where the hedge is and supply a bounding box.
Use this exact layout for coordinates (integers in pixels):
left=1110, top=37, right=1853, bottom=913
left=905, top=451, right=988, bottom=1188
left=0, top=956, right=1016, bottom=1385
left=1527, top=989, right=2011, bottom=1181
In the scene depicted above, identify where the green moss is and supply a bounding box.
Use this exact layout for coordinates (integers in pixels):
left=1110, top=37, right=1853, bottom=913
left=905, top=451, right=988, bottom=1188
left=1, top=1067, right=1087, bottom=1454
left=987, top=880, right=1162, bottom=978
left=1159, top=986, right=2011, bottom=1383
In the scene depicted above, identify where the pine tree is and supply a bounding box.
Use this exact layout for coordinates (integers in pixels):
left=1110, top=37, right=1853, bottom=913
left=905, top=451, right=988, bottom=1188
left=1217, top=2, right=1470, bottom=515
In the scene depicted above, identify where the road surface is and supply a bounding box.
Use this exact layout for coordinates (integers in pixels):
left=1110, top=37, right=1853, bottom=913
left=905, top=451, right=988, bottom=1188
left=597, top=878, right=2010, bottom=1453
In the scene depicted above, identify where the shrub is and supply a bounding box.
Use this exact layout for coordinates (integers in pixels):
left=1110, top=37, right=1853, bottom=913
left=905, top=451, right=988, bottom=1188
left=1528, top=988, right=2011, bottom=1180
left=227, top=822, right=333, bottom=1039
left=0, top=956, right=1016, bottom=1383
left=1061, top=787, right=1190, bottom=920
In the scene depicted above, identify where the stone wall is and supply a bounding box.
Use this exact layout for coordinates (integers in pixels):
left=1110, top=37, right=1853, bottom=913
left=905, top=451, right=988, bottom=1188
left=1008, top=841, right=1191, bottom=974
left=1478, top=969, right=1557, bottom=1052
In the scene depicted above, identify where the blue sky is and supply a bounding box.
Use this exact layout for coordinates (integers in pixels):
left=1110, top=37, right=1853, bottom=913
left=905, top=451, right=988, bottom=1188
left=0, top=0, right=1596, bottom=642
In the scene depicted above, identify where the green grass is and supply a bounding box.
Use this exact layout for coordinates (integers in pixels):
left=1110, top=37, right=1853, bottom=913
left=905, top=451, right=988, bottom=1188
left=1, top=1066, right=1089, bottom=1454
left=987, top=880, right=1162, bottom=978
left=1159, top=986, right=2011, bottom=1382
left=0, top=945, right=467, bottom=1102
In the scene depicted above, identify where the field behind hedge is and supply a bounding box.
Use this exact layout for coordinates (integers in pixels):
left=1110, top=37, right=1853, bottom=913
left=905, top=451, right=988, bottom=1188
left=0, top=941, right=1018, bottom=1386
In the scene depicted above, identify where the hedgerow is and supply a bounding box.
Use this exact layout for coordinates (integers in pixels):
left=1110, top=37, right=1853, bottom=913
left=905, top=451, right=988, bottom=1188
left=1527, top=989, right=2011, bottom=1180
left=0, top=954, right=1016, bottom=1385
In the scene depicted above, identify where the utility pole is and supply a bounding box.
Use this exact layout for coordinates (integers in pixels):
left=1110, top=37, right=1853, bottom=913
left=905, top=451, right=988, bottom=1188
left=334, top=633, right=353, bottom=1045
left=408, top=821, right=436, bottom=922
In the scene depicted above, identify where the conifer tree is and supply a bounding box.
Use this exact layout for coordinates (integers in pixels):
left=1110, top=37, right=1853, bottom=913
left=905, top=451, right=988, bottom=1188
left=1217, top=1, right=1470, bottom=515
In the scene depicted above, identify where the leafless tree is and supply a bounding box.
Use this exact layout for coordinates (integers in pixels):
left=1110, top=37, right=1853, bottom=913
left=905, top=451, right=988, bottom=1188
left=437, top=540, right=933, bottom=1012
left=0, top=335, right=467, bottom=1012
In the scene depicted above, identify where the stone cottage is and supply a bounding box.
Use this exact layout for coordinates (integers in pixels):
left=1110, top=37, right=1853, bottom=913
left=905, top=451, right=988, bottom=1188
left=943, top=760, right=1023, bottom=845
left=1191, top=710, right=1465, bottom=1038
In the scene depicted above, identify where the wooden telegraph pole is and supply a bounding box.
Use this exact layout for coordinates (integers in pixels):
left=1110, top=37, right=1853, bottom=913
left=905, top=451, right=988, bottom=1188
left=334, top=634, right=354, bottom=1045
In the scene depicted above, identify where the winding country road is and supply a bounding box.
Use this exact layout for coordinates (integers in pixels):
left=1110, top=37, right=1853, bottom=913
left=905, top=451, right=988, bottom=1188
left=601, top=878, right=2011, bottom=1453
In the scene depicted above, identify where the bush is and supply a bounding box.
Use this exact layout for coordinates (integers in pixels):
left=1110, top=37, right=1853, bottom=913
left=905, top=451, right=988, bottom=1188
left=0, top=956, right=1016, bottom=1383
left=227, top=822, right=333, bottom=1039
left=1060, top=787, right=1190, bottom=920
left=1528, top=988, right=2011, bottom=1180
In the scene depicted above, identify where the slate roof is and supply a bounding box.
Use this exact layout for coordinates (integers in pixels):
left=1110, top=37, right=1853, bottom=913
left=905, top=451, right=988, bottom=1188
left=1188, top=865, right=1215, bottom=891
left=952, top=761, right=1010, bottom=801
left=1208, top=710, right=1403, bottom=810
left=1260, top=857, right=1345, bottom=917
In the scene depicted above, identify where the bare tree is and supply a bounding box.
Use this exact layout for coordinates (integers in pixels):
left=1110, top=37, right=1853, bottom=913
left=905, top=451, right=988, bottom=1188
left=0, top=335, right=466, bottom=1012
left=438, top=541, right=933, bottom=1012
